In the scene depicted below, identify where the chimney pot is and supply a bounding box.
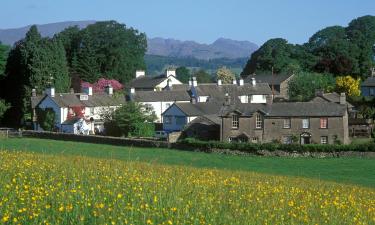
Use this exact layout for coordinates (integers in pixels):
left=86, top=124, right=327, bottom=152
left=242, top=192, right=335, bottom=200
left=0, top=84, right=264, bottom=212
left=31, top=89, right=37, bottom=97
left=340, top=92, right=346, bottom=105
left=192, top=77, right=197, bottom=87
left=106, top=85, right=113, bottom=96
left=217, top=79, right=222, bottom=86
left=135, top=70, right=145, bottom=78
left=166, top=69, right=176, bottom=77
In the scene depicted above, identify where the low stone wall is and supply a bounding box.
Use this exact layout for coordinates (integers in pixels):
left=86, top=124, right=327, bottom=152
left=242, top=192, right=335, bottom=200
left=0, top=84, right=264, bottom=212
left=22, top=130, right=169, bottom=148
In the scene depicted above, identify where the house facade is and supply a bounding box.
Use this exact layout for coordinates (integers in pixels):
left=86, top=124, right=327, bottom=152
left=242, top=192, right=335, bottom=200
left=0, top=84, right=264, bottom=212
left=220, top=96, right=350, bottom=145
left=33, top=86, right=124, bottom=134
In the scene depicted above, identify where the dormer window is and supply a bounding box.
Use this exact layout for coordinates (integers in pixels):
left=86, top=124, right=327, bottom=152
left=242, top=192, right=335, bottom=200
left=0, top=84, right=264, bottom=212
left=232, top=115, right=239, bottom=129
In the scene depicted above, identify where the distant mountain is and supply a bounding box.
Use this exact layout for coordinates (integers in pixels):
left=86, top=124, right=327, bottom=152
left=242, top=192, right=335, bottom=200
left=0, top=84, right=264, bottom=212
left=147, top=37, right=258, bottom=60
left=0, top=21, right=96, bottom=45
left=0, top=21, right=258, bottom=60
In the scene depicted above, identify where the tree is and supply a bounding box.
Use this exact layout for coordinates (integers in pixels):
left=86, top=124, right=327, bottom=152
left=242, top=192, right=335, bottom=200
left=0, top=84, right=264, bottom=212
left=0, top=99, right=10, bottom=121
left=216, top=66, right=235, bottom=84
left=0, top=42, right=9, bottom=76
left=194, top=69, right=212, bottom=83
left=74, top=21, right=147, bottom=83
left=175, top=66, right=191, bottom=83
left=288, top=72, right=336, bottom=101
left=36, top=108, right=56, bottom=131
left=53, top=26, right=82, bottom=68
left=335, top=76, right=361, bottom=97
left=104, top=102, right=156, bottom=137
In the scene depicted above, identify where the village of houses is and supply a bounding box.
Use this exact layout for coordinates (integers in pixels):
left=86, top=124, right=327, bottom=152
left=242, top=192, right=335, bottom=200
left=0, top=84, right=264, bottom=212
left=30, top=69, right=375, bottom=145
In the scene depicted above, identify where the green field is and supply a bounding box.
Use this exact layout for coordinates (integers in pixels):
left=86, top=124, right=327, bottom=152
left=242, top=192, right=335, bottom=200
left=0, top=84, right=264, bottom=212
left=1, top=137, right=374, bottom=188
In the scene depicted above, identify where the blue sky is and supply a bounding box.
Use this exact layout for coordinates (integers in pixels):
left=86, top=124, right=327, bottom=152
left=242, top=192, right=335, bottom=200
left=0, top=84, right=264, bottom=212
left=1, top=0, right=374, bottom=45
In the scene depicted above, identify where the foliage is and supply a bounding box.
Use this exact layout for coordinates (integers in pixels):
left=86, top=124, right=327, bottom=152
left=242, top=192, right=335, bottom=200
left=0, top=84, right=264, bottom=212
left=0, top=99, right=10, bottom=120
left=104, top=102, right=156, bottom=137
left=67, top=106, right=85, bottom=120
left=242, top=15, right=375, bottom=78
left=145, top=54, right=247, bottom=76
left=0, top=42, right=10, bottom=76
left=288, top=72, right=335, bottom=101
left=81, top=78, right=124, bottom=93
left=0, top=26, right=70, bottom=126
left=36, top=108, right=56, bottom=131
left=193, top=69, right=213, bottom=83
left=216, top=66, right=235, bottom=83
left=0, top=150, right=374, bottom=224
left=335, top=75, right=361, bottom=96
left=56, top=21, right=147, bottom=83
left=175, top=66, right=191, bottom=83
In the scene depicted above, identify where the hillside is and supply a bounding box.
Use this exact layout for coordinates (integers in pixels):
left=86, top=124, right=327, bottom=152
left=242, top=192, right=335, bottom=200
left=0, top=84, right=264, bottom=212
left=0, top=21, right=257, bottom=61
left=147, top=37, right=258, bottom=60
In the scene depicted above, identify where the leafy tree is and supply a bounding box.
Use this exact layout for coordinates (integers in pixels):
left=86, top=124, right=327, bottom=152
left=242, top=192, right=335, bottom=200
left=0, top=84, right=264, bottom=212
left=216, top=66, right=235, bottom=84
left=53, top=26, right=82, bottom=68
left=288, top=72, right=335, bottom=101
left=0, top=42, right=10, bottom=76
left=335, top=76, right=361, bottom=97
left=175, top=66, right=191, bottom=83
left=104, top=102, right=156, bottom=137
left=194, top=69, right=212, bottom=83
left=0, top=99, right=10, bottom=121
left=36, top=108, right=56, bottom=131
left=74, top=21, right=147, bottom=83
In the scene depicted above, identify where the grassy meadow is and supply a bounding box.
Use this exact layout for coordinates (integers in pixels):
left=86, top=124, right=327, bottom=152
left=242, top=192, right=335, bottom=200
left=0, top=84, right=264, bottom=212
left=0, top=150, right=374, bottom=224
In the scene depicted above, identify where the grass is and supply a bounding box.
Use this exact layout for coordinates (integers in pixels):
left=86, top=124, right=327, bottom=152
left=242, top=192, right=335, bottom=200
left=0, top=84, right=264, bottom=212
left=0, top=150, right=374, bottom=224
left=1, top=137, right=375, bottom=188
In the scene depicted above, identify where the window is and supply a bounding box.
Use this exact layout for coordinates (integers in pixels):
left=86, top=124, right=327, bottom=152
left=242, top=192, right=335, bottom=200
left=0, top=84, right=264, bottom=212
left=283, top=118, right=291, bottom=129
left=164, top=116, right=172, bottom=124
left=251, top=137, right=258, bottom=143
left=320, top=118, right=328, bottom=129
left=321, top=136, right=328, bottom=144
left=232, top=115, right=239, bottom=129
left=175, top=116, right=185, bottom=125
left=255, top=114, right=262, bottom=129
left=282, top=136, right=292, bottom=144
left=302, top=118, right=309, bottom=129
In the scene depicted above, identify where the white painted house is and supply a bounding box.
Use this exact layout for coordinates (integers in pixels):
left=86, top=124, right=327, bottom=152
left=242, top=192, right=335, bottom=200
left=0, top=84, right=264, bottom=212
left=128, top=69, right=183, bottom=91
left=33, top=86, right=125, bottom=134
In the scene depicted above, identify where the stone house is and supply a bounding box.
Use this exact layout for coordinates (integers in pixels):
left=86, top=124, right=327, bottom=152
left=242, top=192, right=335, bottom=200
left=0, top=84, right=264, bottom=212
left=219, top=94, right=350, bottom=145
left=244, top=73, right=294, bottom=99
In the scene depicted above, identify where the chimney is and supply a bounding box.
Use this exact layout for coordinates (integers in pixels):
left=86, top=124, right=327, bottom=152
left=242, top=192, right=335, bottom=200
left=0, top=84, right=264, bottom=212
left=251, top=78, right=256, bottom=86
left=340, top=93, right=346, bottom=105
left=45, top=87, right=55, bottom=97
left=224, top=93, right=231, bottom=105
left=70, top=88, right=75, bottom=94
left=136, top=70, right=145, bottom=78
left=239, top=78, right=244, bottom=86
left=192, top=77, right=197, bottom=87
left=217, top=79, right=222, bottom=86
left=266, top=95, right=273, bottom=106
left=83, top=86, right=93, bottom=96
left=166, top=69, right=176, bottom=77
left=232, top=79, right=237, bottom=85
left=31, top=88, right=36, bottom=97
left=315, top=89, right=324, bottom=97
left=106, top=85, right=113, bottom=96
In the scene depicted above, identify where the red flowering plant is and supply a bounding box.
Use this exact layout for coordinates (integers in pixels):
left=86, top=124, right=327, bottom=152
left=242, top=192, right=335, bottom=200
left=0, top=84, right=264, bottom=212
left=67, top=106, right=86, bottom=120
left=81, top=78, right=123, bottom=93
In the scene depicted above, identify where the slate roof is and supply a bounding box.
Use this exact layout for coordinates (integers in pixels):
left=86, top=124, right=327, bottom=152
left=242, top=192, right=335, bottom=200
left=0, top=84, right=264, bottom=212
left=168, top=102, right=222, bottom=116
left=310, top=92, right=354, bottom=108
left=127, top=75, right=168, bottom=89
left=244, top=74, right=293, bottom=85
left=220, top=102, right=346, bottom=117
left=38, top=93, right=125, bottom=108
left=193, top=83, right=272, bottom=102
left=131, top=90, right=191, bottom=102
left=267, top=102, right=346, bottom=117
left=361, top=77, right=375, bottom=87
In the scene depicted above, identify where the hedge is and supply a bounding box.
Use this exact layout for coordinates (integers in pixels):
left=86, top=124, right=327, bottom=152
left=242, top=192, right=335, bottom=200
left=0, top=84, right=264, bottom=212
left=177, top=138, right=375, bottom=153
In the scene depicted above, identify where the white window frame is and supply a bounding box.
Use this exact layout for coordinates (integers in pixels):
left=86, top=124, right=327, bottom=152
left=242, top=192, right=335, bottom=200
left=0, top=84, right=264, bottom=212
left=321, top=136, right=328, bottom=144
left=302, top=118, right=309, bottom=129
left=283, top=118, right=291, bottom=129
left=255, top=114, right=262, bottom=129
left=232, top=115, right=239, bottom=129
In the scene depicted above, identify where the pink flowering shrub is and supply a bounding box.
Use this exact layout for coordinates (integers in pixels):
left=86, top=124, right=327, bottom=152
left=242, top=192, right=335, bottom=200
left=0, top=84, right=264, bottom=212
left=81, top=78, right=124, bottom=93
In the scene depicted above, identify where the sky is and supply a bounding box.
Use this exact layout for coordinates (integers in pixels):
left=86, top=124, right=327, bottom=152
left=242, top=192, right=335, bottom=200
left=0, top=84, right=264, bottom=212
left=1, top=0, right=374, bottom=46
